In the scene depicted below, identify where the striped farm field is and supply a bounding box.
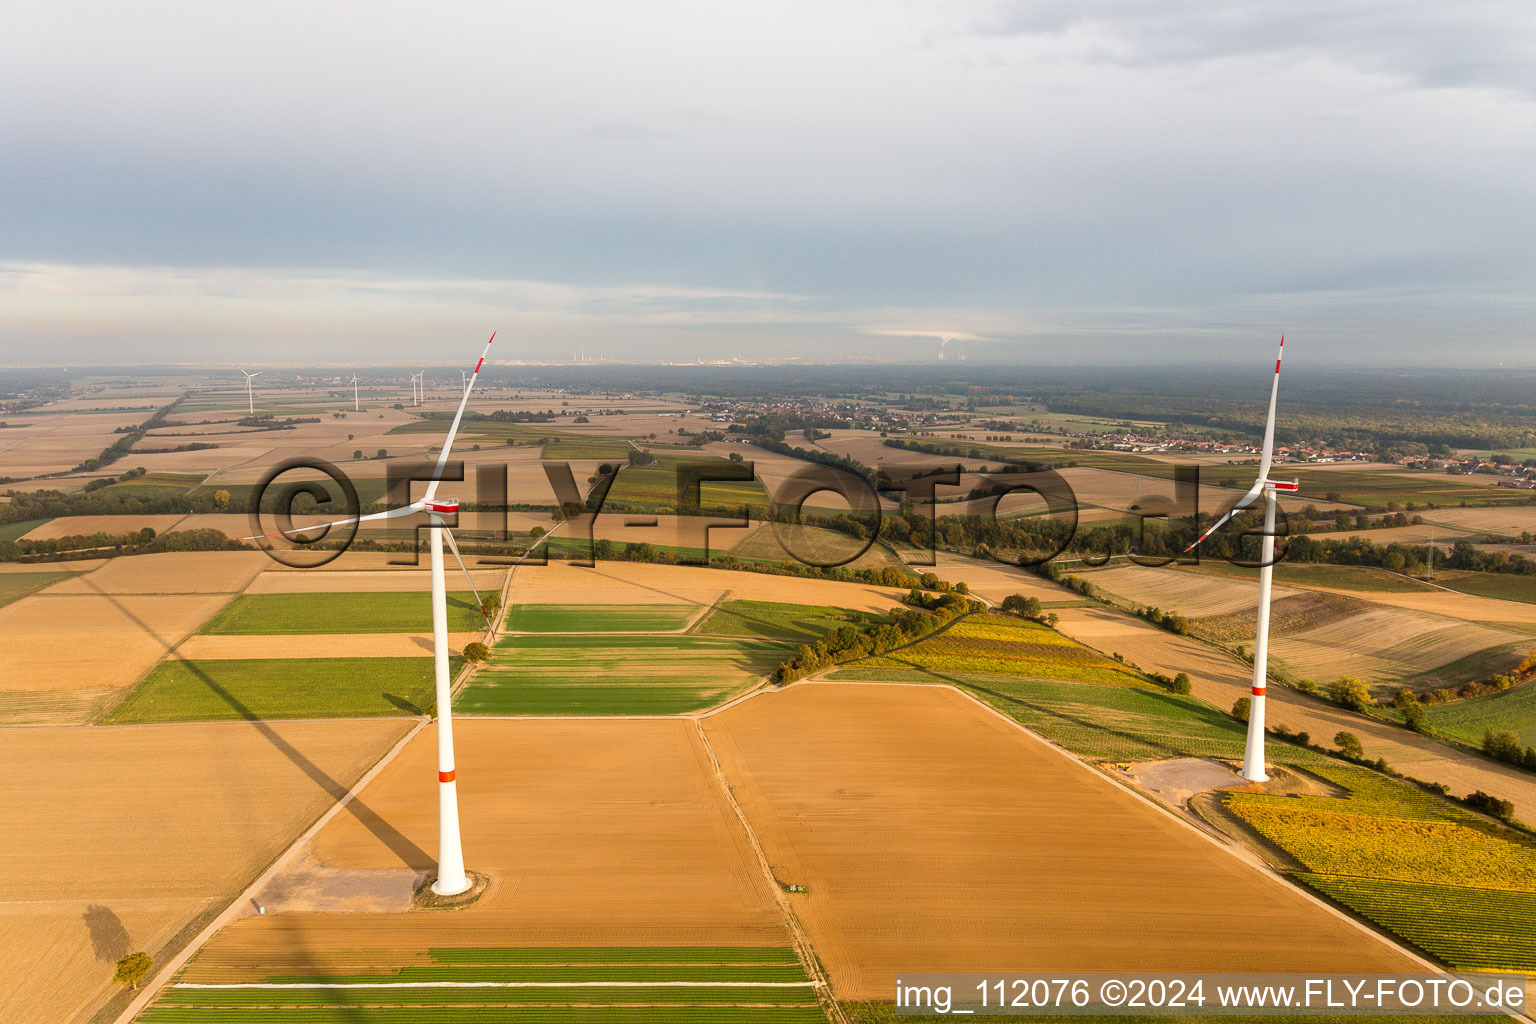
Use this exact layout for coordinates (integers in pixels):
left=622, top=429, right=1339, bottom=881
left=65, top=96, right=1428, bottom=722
left=505, top=603, right=699, bottom=633
left=1226, top=763, right=1536, bottom=971
left=832, top=613, right=1146, bottom=687
left=1436, top=572, right=1536, bottom=605
left=1297, top=876, right=1536, bottom=972
left=695, top=599, right=885, bottom=642
left=105, top=656, right=461, bottom=722
left=458, top=634, right=791, bottom=715
left=201, top=591, right=487, bottom=634
left=1420, top=682, right=1536, bottom=747
left=1269, top=606, right=1530, bottom=686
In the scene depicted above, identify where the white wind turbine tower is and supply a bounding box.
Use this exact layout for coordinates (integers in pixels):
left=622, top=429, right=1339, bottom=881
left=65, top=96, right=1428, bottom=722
left=246, top=332, right=498, bottom=895
left=239, top=370, right=261, bottom=415
left=350, top=374, right=361, bottom=412
left=1182, top=336, right=1297, bottom=783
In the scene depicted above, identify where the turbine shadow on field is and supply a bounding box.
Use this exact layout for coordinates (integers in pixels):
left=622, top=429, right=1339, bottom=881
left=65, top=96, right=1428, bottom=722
left=90, top=580, right=434, bottom=872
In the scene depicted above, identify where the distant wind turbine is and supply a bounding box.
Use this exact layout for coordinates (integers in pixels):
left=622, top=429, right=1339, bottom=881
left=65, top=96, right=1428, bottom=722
left=350, top=374, right=361, bottom=412
left=245, top=333, right=499, bottom=895
left=1183, top=335, right=1297, bottom=783
left=239, top=370, right=261, bottom=415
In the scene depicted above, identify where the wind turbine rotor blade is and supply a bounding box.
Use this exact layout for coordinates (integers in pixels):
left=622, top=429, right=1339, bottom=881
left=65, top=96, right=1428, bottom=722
left=241, top=501, right=425, bottom=542
left=1254, top=334, right=1284, bottom=484
left=423, top=332, right=496, bottom=503
left=440, top=526, right=491, bottom=626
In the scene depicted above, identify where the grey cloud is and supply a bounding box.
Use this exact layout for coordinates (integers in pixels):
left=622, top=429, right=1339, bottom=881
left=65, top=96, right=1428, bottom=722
left=973, top=1, right=1536, bottom=96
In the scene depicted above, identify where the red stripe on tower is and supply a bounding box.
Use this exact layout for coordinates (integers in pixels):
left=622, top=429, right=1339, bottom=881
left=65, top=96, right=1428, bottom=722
left=439, top=770, right=456, bottom=783
left=1252, top=686, right=1266, bottom=696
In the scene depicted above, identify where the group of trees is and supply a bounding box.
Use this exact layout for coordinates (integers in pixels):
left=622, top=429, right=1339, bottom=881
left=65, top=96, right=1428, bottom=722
left=1483, top=729, right=1536, bottom=770
left=0, top=526, right=246, bottom=563
left=775, top=591, right=982, bottom=683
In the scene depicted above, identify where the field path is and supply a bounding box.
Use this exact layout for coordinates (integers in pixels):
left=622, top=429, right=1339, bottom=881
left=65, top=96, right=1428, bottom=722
left=932, top=554, right=1536, bottom=823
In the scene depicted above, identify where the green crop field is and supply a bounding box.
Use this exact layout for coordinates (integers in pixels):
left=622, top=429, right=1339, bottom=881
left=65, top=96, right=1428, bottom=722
left=505, top=603, right=699, bottom=633
left=459, top=634, right=792, bottom=715
left=1420, top=682, right=1536, bottom=747
left=696, top=599, right=884, bottom=642
left=835, top=613, right=1146, bottom=687
left=388, top=418, right=588, bottom=446
left=1226, top=763, right=1536, bottom=972
left=200, top=591, right=486, bottom=634
left=543, top=437, right=635, bottom=459
left=145, top=945, right=827, bottom=1023
left=104, top=656, right=458, bottom=722
left=542, top=536, right=718, bottom=563
left=1436, top=572, right=1536, bottom=605
left=0, top=569, right=75, bottom=609
left=954, top=675, right=1256, bottom=762
left=0, top=517, right=53, bottom=541
left=1298, top=875, right=1536, bottom=972
left=1180, top=561, right=1436, bottom=593
left=1286, top=468, right=1534, bottom=509
left=606, top=455, right=771, bottom=513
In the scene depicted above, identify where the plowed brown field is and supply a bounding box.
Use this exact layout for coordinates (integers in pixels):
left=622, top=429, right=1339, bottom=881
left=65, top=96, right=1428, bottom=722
left=0, top=719, right=410, bottom=1024
left=701, top=683, right=1421, bottom=1000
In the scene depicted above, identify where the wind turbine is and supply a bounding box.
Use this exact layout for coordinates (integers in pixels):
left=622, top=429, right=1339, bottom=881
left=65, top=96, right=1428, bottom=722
left=350, top=374, right=361, bottom=412
left=239, top=370, right=261, bottom=415
left=1182, top=335, right=1297, bottom=783
left=245, top=333, right=498, bottom=895
left=417, top=370, right=427, bottom=406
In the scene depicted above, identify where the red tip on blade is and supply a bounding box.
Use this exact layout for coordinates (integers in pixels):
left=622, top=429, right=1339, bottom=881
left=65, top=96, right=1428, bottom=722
left=474, top=358, right=484, bottom=373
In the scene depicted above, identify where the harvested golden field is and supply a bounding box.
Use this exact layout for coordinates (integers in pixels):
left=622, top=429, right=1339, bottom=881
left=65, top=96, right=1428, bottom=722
left=1330, top=588, right=1536, bottom=627
left=21, top=514, right=188, bottom=541
left=927, top=553, right=1087, bottom=606
left=41, top=551, right=267, bottom=594
left=174, top=633, right=482, bottom=660
left=702, top=684, right=1418, bottom=1000
left=1082, top=563, right=1300, bottom=617
left=187, top=719, right=787, bottom=975
left=0, top=411, right=147, bottom=476
left=0, top=719, right=410, bottom=1024
left=1271, top=606, right=1529, bottom=684
left=245, top=567, right=505, bottom=594
left=0, top=591, right=232, bottom=691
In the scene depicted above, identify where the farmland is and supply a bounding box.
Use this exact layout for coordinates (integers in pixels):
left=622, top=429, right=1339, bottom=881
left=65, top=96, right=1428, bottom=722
left=104, top=656, right=459, bottom=722
left=459, top=634, right=789, bottom=715
left=143, top=719, right=798, bottom=1019
left=1420, top=682, right=1536, bottom=747
left=144, top=945, right=825, bottom=1024
left=1437, top=571, right=1536, bottom=605
left=0, top=568, right=77, bottom=609
left=200, top=591, right=488, bottom=634
left=1225, top=763, right=1536, bottom=971
left=702, top=684, right=1419, bottom=1002
left=543, top=436, right=635, bottom=458
left=695, top=599, right=884, bottom=641
left=505, top=603, right=700, bottom=633
left=0, top=719, right=411, bottom=1024
left=830, top=612, right=1147, bottom=687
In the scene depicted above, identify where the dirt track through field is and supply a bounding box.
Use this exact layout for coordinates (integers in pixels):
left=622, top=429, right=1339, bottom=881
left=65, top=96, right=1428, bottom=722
left=702, top=683, right=1421, bottom=1000
left=0, top=719, right=410, bottom=1024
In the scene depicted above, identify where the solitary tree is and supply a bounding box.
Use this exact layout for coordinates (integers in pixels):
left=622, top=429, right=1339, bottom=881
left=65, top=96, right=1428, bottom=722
left=1334, top=731, right=1365, bottom=760
left=1172, top=672, right=1192, bottom=695
left=1232, top=696, right=1251, bottom=722
left=462, top=642, right=489, bottom=663
left=376, top=448, right=388, bottom=459
left=113, top=952, right=153, bottom=990
left=213, top=489, right=231, bottom=510
left=352, top=449, right=363, bottom=461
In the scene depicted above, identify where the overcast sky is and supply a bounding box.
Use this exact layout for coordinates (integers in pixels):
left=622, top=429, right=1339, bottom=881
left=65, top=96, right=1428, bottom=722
left=3, top=1, right=1534, bottom=366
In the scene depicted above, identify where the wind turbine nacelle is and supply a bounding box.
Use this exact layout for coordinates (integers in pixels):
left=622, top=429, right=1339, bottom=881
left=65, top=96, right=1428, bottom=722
left=424, top=499, right=459, bottom=515
left=1265, top=480, right=1300, bottom=492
